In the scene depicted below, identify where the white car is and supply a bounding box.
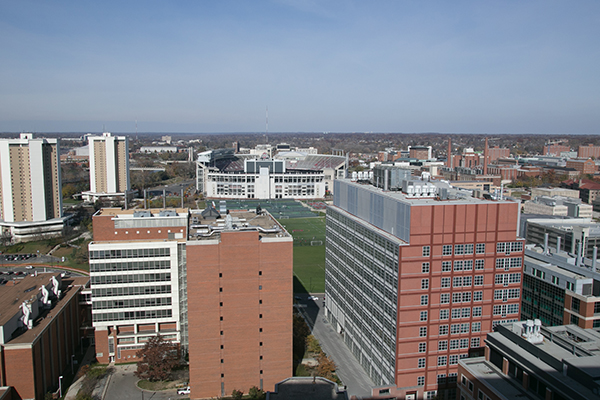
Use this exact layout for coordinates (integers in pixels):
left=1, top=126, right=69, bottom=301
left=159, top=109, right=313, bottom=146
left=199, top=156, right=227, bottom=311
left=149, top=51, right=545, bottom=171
left=25, top=265, right=34, bottom=269
left=310, top=296, right=319, bottom=300
left=177, top=386, right=191, bottom=395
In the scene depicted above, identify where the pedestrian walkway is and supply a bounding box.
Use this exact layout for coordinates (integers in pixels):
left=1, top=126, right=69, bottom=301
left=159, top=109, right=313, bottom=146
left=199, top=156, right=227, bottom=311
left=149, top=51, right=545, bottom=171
left=303, top=294, right=375, bottom=398
left=64, top=346, right=98, bottom=400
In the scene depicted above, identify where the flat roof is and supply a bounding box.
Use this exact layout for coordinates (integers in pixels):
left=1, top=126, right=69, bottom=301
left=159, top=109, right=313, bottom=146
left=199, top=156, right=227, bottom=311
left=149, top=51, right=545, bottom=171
left=95, top=207, right=189, bottom=218
left=189, top=210, right=290, bottom=241
left=460, top=357, right=536, bottom=400
left=0, top=274, right=89, bottom=346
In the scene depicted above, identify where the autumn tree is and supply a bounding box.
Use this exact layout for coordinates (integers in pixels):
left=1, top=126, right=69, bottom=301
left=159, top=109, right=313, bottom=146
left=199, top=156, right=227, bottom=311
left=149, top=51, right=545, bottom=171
left=135, top=335, right=179, bottom=381
left=316, top=351, right=337, bottom=381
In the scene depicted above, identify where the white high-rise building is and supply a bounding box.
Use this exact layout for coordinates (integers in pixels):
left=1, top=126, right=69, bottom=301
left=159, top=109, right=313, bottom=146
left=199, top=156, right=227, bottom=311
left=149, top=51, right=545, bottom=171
left=83, top=132, right=130, bottom=201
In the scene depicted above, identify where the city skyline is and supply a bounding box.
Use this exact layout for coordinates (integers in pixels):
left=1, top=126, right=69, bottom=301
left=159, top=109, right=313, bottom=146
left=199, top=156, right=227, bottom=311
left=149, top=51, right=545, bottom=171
left=1, top=1, right=599, bottom=134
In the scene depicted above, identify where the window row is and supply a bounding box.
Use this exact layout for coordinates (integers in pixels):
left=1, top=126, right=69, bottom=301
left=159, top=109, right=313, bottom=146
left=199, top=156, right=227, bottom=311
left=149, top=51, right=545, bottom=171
left=495, top=257, right=522, bottom=270
left=422, top=243, right=486, bottom=257
left=93, top=297, right=172, bottom=310
left=92, top=309, right=172, bottom=322
left=494, top=273, right=521, bottom=285
left=90, top=247, right=170, bottom=260
left=493, top=288, right=520, bottom=301
left=91, top=273, right=171, bottom=285
left=92, top=285, right=171, bottom=298
left=439, top=306, right=482, bottom=320
left=438, top=321, right=481, bottom=335
left=90, top=260, right=171, bottom=273
left=438, top=337, right=480, bottom=351
left=496, top=241, right=523, bottom=254
left=493, top=304, right=519, bottom=316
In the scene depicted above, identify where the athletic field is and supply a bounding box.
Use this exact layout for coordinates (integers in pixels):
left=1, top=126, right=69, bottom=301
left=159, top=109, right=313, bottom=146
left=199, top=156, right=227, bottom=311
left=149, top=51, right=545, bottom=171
left=280, top=216, right=326, bottom=294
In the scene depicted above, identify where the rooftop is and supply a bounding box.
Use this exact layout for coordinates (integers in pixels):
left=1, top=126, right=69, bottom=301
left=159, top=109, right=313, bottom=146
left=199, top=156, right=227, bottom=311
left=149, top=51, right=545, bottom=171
left=0, top=274, right=89, bottom=346
left=189, top=210, right=291, bottom=241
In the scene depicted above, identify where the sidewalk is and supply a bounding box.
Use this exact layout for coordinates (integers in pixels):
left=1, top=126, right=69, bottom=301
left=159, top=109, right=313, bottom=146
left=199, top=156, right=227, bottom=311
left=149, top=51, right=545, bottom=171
left=64, top=346, right=98, bottom=400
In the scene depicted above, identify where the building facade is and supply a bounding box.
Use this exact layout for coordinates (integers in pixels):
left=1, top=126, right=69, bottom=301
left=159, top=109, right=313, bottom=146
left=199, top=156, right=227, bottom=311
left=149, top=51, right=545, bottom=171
left=83, top=132, right=130, bottom=202
left=325, top=179, right=524, bottom=400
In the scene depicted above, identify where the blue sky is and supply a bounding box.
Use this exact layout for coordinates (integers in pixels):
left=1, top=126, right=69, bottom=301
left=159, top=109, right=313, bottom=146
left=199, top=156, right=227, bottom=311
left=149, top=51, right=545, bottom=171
left=1, top=1, right=599, bottom=134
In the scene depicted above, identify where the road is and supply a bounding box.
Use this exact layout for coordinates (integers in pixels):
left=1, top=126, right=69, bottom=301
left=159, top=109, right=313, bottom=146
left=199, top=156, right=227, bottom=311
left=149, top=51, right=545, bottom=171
left=103, top=364, right=180, bottom=400
left=296, top=294, right=375, bottom=398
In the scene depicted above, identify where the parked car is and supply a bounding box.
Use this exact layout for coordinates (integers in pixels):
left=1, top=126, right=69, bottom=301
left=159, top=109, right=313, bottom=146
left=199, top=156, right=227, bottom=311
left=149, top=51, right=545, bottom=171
left=25, top=265, right=34, bottom=269
left=177, top=386, right=191, bottom=395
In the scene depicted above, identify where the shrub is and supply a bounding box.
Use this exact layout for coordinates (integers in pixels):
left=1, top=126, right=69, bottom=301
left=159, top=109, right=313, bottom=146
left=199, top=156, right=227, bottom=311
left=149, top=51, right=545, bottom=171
left=249, top=386, right=265, bottom=400
left=232, top=389, right=244, bottom=400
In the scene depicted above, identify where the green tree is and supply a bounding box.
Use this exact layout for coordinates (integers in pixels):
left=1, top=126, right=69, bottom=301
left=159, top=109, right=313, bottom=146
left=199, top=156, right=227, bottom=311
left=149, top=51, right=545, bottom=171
left=248, top=386, right=266, bottom=400
left=232, top=389, right=244, bottom=400
left=135, top=335, right=179, bottom=381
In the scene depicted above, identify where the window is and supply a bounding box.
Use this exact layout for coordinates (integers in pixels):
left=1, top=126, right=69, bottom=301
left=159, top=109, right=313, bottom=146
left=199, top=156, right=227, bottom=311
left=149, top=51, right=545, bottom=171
left=462, top=292, right=472, bottom=302
left=475, top=259, right=485, bottom=270
left=421, top=295, right=429, bottom=305
left=474, top=291, right=483, bottom=301
left=442, top=261, right=452, bottom=272
left=571, top=314, right=580, bottom=325
left=455, top=244, right=464, bottom=255
left=461, top=308, right=471, bottom=318
left=451, top=324, right=460, bottom=334
left=439, top=325, right=449, bottom=335
left=452, top=293, right=462, bottom=303
left=567, top=281, right=575, bottom=291
left=438, top=374, right=447, bottom=384
left=449, top=355, right=459, bottom=365
left=473, top=306, right=482, bottom=317
left=438, top=340, right=448, bottom=351
left=420, top=311, right=428, bottom=321
left=426, top=391, right=437, bottom=400
left=454, top=260, right=464, bottom=271
left=572, top=297, right=581, bottom=313
left=422, top=262, right=430, bottom=273
left=464, top=260, right=473, bottom=271
left=453, top=277, right=462, bottom=287
left=476, top=243, right=485, bottom=254
left=417, top=376, right=425, bottom=386
left=450, top=339, right=459, bottom=349
left=441, top=293, right=450, bottom=304
left=595, top=302, right=600, bottom=314
left=451, top=308, right=461, bottom=319
left=471, top=337, right=480, bottom=348
left=461, top=323, right=470, bottom=333
left=463, top=276, right=472, bottom=287
left=465, top=244, right=474, bottom=255
left=443, top=245, right=452, bottom=256
left=552, top=275, right=560, bottom=285
left=441, top=277, right=451, bottom=288
left=440, top=309, right=449, bottom=320
left=448, top=373, right=457, bottom=383
left=422, top=246, right=431, bottom=257
left=460, top=338, right=469, bottom=348
left=419, top=327, right=427, bottom=337
left=474, top=275, right=483, bottom=286
left=421, top=279, right=429, bottom=289
left=418, top=343, right=427, bottom=353
left=438, top=356, right=447, bottom=366
left=418, top=358, right=426, bottom=368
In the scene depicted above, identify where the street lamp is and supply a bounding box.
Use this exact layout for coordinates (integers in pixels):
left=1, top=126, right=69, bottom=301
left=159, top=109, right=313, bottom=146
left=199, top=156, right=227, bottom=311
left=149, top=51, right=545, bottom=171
left=59, top=375, right=63, bottom=398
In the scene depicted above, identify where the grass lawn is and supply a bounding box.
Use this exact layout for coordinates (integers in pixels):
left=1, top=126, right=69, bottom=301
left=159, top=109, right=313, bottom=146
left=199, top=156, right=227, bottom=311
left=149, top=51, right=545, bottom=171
left=0, top=240, right=56, bottom=255
left=282, top=216, right=327, bottom=294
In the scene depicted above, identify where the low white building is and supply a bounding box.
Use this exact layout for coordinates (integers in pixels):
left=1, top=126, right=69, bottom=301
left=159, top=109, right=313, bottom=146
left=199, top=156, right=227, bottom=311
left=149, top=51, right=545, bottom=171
left=523, top=196, right=593, bottom=218
left=196, top=149, right=346, bottom=199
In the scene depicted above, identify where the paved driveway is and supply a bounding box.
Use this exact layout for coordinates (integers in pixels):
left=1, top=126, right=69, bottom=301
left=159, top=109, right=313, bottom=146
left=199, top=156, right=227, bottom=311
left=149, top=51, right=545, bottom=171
left=103, top=364, right=180, bottom=400
left=297, top=294, right=375, bottom=398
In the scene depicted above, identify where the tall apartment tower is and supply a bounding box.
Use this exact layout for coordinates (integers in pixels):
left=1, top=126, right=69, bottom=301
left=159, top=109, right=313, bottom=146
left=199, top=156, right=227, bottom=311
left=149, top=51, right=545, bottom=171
left=0, top=133, right=62, bottom=223
left=84, top=132, right=130, bottom=201
left=88, top=206, right=293, bottom=398
left=325, top=176, right=523, bottom=400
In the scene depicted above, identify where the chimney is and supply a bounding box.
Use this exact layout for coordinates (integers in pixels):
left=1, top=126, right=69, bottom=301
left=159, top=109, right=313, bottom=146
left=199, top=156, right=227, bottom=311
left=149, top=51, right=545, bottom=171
left=484, top=137, right=489, bottom=175
left=593, top=246, right=597, bottom=270
left=163, top=189, right=166, bottom=208
left=447, top=138, right=452, bottom=168
left=557, top=236, right=561, bottom=252
left=544, top=233, right=549, bottom=255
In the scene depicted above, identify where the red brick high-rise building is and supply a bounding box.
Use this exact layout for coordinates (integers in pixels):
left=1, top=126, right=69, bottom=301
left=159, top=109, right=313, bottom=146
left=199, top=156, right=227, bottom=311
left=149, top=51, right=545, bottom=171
left=325, top=175, right=523, bottom=400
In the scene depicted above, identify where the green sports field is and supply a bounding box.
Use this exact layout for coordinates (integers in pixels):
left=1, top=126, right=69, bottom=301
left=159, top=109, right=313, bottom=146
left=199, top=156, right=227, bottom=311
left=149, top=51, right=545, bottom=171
left=281, top=217, right=327, bottom=294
